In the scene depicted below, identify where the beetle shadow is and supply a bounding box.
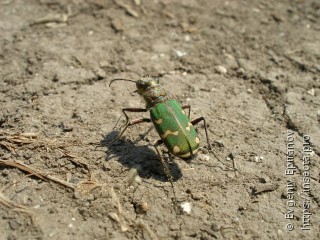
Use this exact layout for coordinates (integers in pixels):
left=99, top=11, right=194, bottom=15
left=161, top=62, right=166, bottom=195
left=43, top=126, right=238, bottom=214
left=101, top=130, right=182, bottom=182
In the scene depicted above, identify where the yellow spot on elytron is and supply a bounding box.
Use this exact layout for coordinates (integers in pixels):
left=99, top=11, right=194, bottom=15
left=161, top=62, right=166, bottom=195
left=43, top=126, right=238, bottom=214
left=182, top=110, right=186, bottom=115
left=186, top=122, right=193, bottom=131
left=161, top=130, right=179, bottom=139
left=154, top=118, right=163, bottom=124
left=178, top=148, right=199, bottom=158
left=178, top=152, right=191, bottom=158
left=195, top=137, right=200, bottom=144
left=173, top=146, right=180, bottom=154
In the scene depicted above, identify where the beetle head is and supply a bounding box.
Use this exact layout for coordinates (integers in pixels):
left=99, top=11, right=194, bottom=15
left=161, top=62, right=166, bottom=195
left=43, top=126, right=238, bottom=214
left=136, top=76, right=160, bottom=95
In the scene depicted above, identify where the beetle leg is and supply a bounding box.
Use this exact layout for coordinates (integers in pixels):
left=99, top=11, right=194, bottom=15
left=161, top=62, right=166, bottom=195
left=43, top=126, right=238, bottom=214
left=109, top=107, right=149, bottom=143
left=154, top=139, right=178, bottom=212
left=191, top=117, right=211, bottom=150
left=109, top=117, right=151, bottom=144
left=122, top=108, right=148, bottom=124
left=181, top=104, right=191, bottom=118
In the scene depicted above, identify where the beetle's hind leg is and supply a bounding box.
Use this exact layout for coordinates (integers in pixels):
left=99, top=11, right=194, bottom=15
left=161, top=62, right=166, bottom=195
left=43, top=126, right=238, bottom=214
left=181, top=105, right=210, bottom=150
left=154, top=140, right=179, bottom=212
left=191, top=117, right=227, bottom=165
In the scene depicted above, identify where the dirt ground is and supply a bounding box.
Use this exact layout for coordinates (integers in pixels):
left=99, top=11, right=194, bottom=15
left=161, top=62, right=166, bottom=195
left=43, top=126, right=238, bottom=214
left=0, top=0, right=319, bottom=239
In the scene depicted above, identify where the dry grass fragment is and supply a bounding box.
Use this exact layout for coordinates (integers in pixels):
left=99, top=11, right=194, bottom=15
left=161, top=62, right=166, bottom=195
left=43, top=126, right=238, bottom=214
left=0, top=131, right=38, bottom=153
left=109, top=187, right=130, bottom=232
left=109, top=187, right=158, bottom=239
left=253, top=183, right=279, bottom=195
left=114, top=0, right=139, bottom=18
left=0, top=160, right=76, bottom=190
left=135, top=220, right=158, bottom=240
left=0, top=191, right=34, bottom=220
left=0, top=131, right=104, bottom=195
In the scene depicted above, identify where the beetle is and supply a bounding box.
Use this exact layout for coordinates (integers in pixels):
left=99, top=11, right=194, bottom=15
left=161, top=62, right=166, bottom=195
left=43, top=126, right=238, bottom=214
left=109, top=76, right=211, bottom=205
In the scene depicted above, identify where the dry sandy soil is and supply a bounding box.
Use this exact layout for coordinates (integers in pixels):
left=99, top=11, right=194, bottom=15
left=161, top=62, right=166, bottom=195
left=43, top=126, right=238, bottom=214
left=0, top=0, right=319, bottom=239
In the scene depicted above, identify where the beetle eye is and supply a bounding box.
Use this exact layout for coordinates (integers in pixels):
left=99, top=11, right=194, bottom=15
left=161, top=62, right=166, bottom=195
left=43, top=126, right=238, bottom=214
left=136, top=80, right=143, bottom=87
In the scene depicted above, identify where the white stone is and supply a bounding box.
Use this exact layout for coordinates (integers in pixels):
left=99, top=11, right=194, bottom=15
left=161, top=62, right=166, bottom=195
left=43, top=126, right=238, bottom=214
left=215, top=65, right=227, bottom=74
left=181, top=202, right=192, bottom=214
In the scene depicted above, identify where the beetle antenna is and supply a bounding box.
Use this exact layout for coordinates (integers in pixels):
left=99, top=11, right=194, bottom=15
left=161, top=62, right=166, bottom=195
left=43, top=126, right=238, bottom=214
left=109, top=78, right=136, bottom=87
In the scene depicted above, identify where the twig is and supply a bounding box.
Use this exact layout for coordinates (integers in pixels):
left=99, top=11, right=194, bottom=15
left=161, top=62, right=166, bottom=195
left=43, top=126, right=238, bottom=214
left=114, top=0, right=139, bottom=18
left=0, top=160, right=76, bottom=190
left=253, top=183, right=279, bottom=195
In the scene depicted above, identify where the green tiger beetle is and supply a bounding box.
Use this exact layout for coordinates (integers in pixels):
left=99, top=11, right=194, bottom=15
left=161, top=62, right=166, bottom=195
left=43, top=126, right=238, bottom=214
left=109, top=76, right=211, bottom=209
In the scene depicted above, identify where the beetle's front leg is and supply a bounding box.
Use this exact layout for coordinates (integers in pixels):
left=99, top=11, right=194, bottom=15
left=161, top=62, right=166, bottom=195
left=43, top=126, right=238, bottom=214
left=109, top=107, right=150, bottom=144
left=115, top=117, right=151, bottom=142
left=122, top=108, right=148, bottom=124
left=191, top=117, right=211, bottom=150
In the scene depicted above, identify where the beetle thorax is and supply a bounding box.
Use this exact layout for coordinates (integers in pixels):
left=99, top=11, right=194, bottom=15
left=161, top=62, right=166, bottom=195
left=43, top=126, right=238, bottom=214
left=135, top=77, right=169, bottom=109
left=142, top=84, right=168, bottom=109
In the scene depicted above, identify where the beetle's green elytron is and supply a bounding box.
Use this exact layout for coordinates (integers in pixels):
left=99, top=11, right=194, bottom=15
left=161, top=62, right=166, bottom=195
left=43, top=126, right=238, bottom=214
left=109, top=76, right=210, bottom=159
left=109, top=76, right=211, bottom=207
left=150, top=99, right=200, bottom=158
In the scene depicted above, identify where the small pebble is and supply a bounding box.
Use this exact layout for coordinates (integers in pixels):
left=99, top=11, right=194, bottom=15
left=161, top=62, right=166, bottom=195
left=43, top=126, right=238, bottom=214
left=111, top=18, right=125, bottom=32
left=175, top=49, right=187, bottom=57
left=215, top=65, right=227, bottom=74
left=307, top=88, right=315, bottom=96
left=134, top=175, right=142, bottom=184
left=59, top=122, right=73, bottom=132
left=169, top=223, right=180, bottom=230
left=28, top=158, right=35, bottom=164
left=180, top=202, right=192, bottom=214
left=198, top=154, right=210, bottom=161
left=134, top=201, right=149, bottom=214
left=214, top=140, right=224, bottom=148
left=199, top=147, right=209, bottom=154
left=237, top=68, right=245, bottom=75
left=93, top=67, right=106, bottom=79
left=9, top=220, right=20, bottom=230
left=184, top=35, right=191, bottom=42
left=191, top=193, right=202, bottom=201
